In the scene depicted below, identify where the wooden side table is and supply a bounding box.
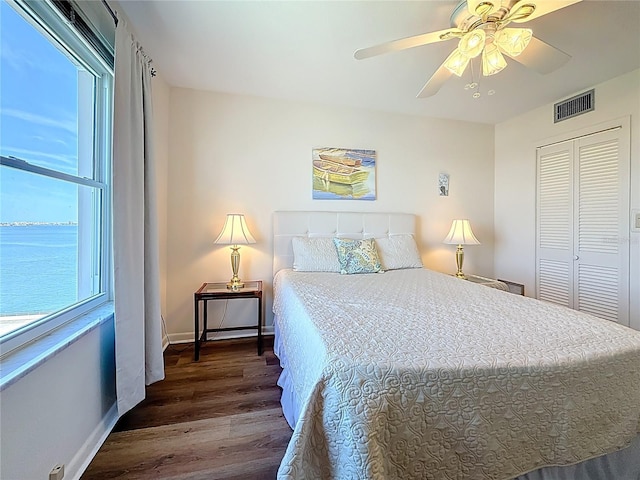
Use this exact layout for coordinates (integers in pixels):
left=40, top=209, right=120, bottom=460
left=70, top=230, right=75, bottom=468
left=193, top=281, right=263, bottom=361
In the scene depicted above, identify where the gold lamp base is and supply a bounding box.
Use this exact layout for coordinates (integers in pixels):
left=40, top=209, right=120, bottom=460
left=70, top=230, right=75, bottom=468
left=227, top=245, right=244, bottom=290
left=226, top=280, right=244, bottom=291
left=454, top=244, right=467, bottom=279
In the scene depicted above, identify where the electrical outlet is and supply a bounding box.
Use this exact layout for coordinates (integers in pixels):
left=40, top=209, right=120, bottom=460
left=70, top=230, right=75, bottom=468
left=49, top=464, right=64, bottom=480
left=633, top=210, right=640, bottom=232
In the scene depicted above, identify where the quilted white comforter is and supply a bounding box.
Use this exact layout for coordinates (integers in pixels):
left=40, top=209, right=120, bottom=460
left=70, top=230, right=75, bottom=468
left=273, top=268, right=640, bottom=480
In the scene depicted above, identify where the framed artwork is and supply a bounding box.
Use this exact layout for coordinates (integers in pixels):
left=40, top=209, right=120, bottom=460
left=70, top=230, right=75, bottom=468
left=312, top=147, right=376, bottom=200
left=439, top=173, right=449, bottom=196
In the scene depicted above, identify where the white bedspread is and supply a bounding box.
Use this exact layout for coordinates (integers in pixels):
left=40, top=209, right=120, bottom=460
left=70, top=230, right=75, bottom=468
left=272, top=268, right=640, bottom=480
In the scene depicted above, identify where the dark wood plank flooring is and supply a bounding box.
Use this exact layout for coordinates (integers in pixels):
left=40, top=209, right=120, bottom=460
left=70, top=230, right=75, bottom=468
left=82, top=337, right=292, bottom=480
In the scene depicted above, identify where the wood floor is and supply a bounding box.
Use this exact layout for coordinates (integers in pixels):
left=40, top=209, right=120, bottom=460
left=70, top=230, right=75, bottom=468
left=82, top=337, right=292, bottom=480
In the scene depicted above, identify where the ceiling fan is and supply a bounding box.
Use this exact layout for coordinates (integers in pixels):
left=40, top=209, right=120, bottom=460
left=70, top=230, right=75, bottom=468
left=354, top=0, right=581, bottom=98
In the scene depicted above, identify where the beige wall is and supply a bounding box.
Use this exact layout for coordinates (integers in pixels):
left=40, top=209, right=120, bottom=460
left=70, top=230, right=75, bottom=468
left=494, top=68, right=640, bottom=330
left=164, top=88, right=495, bottom=342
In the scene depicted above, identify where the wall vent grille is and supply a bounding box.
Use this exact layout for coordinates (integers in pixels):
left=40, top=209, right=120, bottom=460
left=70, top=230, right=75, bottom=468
left=554, top=89, right=595, bottom=123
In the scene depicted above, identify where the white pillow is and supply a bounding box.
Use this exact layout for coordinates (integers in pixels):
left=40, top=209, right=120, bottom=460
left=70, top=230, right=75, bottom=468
left=375, top=234, right=423, bottom=271
left=292, top=237, right=340, bottom=272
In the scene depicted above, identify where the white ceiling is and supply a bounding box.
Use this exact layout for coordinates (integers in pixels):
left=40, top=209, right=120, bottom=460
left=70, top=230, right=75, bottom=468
left=116, top=0, right=640, bottom=125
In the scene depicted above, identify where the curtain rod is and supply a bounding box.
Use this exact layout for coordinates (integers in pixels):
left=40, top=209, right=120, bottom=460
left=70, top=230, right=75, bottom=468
left=98, top=0, right=157, bottom=76
left=101, top=0, right=118, bottom=26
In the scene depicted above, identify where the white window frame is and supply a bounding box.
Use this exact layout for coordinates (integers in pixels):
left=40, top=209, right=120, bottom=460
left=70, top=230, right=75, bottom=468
left=0, top=0, right=113, bottom=357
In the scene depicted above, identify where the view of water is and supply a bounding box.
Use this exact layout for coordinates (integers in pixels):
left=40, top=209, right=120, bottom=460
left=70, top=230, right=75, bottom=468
left=0, top=225, right=78, bottom=316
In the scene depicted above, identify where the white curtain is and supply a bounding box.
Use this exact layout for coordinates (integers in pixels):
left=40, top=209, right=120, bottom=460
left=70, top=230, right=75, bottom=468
left=112, top=19, right=165, bottom=416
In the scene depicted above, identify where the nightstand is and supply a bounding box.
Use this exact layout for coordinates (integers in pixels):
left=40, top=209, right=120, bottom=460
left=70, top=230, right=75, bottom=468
left=498, top=279, right=525, bottom=295
left=193, top=281, right=263, bottom=361
left=463, top=275, right=510, bottom=292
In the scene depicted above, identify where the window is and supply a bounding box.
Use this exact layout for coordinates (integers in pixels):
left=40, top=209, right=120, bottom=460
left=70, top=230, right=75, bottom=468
left=0, top=0, right=113, bottom=353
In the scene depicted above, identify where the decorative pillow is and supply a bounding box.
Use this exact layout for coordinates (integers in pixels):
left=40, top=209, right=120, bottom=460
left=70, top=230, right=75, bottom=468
left=333, top=238, right=382, bottom=275
left=292, top=237, right=340, bottom=272
left=375, top=234, right=423, bottom=271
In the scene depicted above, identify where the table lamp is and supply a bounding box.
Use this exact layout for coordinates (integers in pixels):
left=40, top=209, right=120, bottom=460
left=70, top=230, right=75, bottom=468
left=443, top=219, right=480, bottom=279
left=214, top=213, right=256, bottom=290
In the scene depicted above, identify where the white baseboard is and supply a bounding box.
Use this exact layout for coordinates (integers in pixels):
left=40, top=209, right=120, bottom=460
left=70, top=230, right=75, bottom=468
left=167, top=326, right=274, bottom=345
left=68, top=402, right=119, bottom=480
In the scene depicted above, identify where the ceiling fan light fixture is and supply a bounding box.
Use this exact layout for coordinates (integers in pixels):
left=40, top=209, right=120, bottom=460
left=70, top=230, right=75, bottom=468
left=467, top=0, right=497, bottom=17
left=495, top=28, right=533, bottom=56
left=458, top=29, right=486, bottom=58
left=482, top=43, right=507, bottom=76
left=507, top=3, right=537, bottom=23
left=444, top=48, right=471, bottom=77
left=355, top=0, right=577, bottom=99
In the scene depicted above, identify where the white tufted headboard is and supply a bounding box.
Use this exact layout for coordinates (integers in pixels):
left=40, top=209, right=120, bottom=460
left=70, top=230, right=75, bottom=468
left=273, top=211, right=417, bottom=276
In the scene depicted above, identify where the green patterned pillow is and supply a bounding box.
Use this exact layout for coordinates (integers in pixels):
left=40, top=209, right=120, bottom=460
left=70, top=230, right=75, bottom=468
left=333, top=238, right=382, bottom=275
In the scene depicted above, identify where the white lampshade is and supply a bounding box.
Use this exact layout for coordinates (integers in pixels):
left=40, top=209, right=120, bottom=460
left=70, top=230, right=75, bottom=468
left=458, top=29, right=486, bottom=58
left=495, top=28, right=532, bottom=57
left=444, top=48, right=471, bottom=77
left=482, top=42, right=507, bottom=76
left=443, top=219, right=481, bottom=245
left=214, top=214, right=256, bottom=246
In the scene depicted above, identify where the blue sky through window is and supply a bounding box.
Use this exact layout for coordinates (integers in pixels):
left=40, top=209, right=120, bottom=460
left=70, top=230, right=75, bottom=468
left=1, top=1, right=80, bottom=223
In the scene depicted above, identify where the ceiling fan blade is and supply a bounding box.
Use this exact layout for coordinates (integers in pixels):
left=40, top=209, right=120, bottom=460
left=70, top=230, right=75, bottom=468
left=509, top=0, right=582, bottom=23
left=416, top=63, right=453, bottom=98
left=354, top=28, right=462, bottom=60
left=506, top=35, right=570, bottom=74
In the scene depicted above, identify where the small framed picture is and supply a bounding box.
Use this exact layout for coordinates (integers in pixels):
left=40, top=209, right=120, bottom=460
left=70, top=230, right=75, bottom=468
left=439, top=173, right=449, bottom=196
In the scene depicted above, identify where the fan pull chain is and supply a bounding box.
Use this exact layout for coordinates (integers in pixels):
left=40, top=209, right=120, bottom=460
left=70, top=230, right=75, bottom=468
left=464, top=57, right=480, bottom=97
left=464, top=57, right=495, bottom=99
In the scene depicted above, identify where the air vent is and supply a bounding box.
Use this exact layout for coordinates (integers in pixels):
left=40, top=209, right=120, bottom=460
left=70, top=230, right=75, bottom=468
left=554, top=89, right=595, bottom=123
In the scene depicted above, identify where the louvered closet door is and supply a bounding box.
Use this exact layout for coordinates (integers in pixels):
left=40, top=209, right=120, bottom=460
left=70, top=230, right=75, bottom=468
left=536, top=127, right=630, bottom=324
left=574, top=130, right=629, bottom=323
left=537, top=141, right=573, bottom=307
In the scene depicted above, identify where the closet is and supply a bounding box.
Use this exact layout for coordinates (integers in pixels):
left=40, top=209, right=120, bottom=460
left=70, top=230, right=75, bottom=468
left=536, top=125, right=630, bottom=324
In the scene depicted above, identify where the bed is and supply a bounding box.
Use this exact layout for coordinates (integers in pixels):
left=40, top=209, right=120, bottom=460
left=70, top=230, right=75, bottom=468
left=272, top=211, right=640, bottom=480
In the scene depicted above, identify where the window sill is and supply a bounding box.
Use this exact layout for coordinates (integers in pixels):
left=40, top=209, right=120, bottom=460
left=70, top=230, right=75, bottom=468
left=0, top=303, right=114, bottom=392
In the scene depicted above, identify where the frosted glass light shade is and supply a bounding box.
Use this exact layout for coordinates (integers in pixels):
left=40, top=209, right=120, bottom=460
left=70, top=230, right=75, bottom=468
left=495, top=28, right=532, bottom=57
left=459, top=29, right=486, bottom=58
left=214, top=214, right=256, bottom=245
left=443, top=219, right=481, bottom=245
left=482, top=43, right=507, bottom=76
left=444, top=48, right=471, bottom=77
